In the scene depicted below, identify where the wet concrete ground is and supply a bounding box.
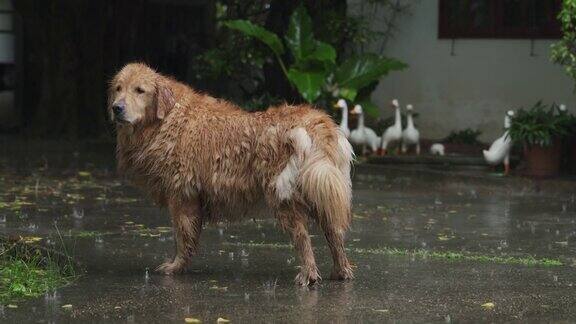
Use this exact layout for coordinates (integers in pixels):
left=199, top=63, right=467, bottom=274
left=1, top=143, right=576, bottom=323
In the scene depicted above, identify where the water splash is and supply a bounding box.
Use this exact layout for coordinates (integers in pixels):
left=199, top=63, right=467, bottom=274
left=45, top=290, right=59, bottom=302
left=263, top=278, right=278, bottom=295
left=72, top=207, right=84, bottom=219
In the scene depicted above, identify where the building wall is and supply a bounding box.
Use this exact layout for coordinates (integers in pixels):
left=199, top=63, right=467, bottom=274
left=364, top=0, right=575, bottom=141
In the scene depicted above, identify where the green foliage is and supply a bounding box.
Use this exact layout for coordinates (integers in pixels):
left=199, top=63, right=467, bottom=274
left=225, top=4, right=407, bottom=106
left=508, top=101, right=574, bottom=147
left=551, top=0, right=576, bottom=86
left=444, top=129, right=483, bottom=145
left=223, top=20, right=284, bottom=57
left=286, top=68, right=327, bottom=102
left=334, top=54, right=407, bottom=100
left=0, top=242, right=75, bottom=303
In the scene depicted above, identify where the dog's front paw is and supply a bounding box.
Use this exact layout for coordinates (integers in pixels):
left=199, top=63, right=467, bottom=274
left=330, top=265, right=354, bottom=281
left=155, top=259, right=186, bottom=275
left=294, top=267, right=321, bottom=286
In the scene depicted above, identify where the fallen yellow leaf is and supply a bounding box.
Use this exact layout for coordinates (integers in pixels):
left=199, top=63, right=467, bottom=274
left=62, top=304, right=73, bottom=309
left=20, top=236, right=43, bottom=244
left=217, top=318, right=230, bottom=323
left=481, top=302, right=495, bottom=310
left=209, top=286, right=228, bottom=292
left=185, top=317, right=201, bottom=323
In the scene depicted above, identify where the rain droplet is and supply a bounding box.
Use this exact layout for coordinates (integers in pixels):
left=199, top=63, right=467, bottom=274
left=45, top=290, right=59, bottom=302
left=72, top=207, right=84, bottom=219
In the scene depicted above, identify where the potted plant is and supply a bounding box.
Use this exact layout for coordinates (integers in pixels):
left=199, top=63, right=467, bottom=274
left=508, top=102, right=573, bottom=177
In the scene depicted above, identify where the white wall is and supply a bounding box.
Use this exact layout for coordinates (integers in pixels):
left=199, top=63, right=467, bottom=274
left=361, top=0, right=575, bottom=141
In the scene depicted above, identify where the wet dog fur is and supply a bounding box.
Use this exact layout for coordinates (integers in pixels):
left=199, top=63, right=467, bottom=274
left=108, top=63, right=354, bottom=285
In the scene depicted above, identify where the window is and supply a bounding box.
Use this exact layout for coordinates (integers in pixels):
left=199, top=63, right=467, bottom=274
left=438, top=0, right=562, bottom=39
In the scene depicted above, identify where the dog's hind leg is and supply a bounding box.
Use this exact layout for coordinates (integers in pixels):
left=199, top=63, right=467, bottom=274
left=321, top=222, right=354, bottom=281
left=156, top=197, right=203, bottom=275
left=278, top=203, right=320, bottom=286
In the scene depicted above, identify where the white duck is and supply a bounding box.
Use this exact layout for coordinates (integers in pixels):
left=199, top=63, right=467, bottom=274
left=350, top=104, right=381, bottom=155
left=483, top=110, right=515, bottom=175
left=401, top=104, right=420, bottom=154
left=379, top=99, right=403, bottom=155
left=430, top=143, right=445, bottom=156
left=334, top=99, right=350, bottom=138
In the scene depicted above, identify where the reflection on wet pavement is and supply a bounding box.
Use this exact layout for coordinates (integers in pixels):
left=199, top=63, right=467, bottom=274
left=1, top=148, right=575, bottom=322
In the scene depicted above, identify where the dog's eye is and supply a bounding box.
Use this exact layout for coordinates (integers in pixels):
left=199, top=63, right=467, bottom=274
left=135, top=87, right=145, bottom=94
left=116, top=85, right=121, bottom=92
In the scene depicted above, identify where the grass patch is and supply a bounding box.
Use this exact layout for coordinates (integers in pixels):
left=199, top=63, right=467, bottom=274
left=352, top=247, right=563, bottom=267
left=65, top=230, right=114, bottom=238
left=0, top=239, right=76, bottom=304
left=224, top=242, right=563, bottom=267
left=222, top=242, right=292, bottom=249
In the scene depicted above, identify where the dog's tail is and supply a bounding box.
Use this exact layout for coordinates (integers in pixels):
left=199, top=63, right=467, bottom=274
left=300, top=127, right=354, bottom=232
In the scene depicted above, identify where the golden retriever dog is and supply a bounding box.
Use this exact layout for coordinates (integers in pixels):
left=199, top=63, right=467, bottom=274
left=108, top=63, right=354, bottom=285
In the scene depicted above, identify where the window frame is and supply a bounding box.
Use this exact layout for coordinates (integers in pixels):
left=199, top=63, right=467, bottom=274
left=438, top=0, right=562, bottom=39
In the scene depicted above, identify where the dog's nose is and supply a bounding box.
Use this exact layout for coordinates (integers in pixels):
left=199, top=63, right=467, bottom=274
left=112, top=104, right=124, bottom=116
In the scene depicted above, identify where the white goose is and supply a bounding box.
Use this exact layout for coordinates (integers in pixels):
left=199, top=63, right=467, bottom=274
left=430, top=143, right=445, bottom=156
left=379, top=99, right=403, bottom=155
left=483, top=110, right=515, bottom=175
left=350, top=104, right=381, bottom=155
left=401, top=104, right=420, bottom=154
left=334, top=99, right=350, bottom=138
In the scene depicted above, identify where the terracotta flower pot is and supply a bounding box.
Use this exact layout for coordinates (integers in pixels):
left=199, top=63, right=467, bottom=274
left=523, top=140, right=563, bottom=177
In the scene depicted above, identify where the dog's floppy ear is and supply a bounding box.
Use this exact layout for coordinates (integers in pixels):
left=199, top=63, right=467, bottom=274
left=156, top=80, right=175, bottom=120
